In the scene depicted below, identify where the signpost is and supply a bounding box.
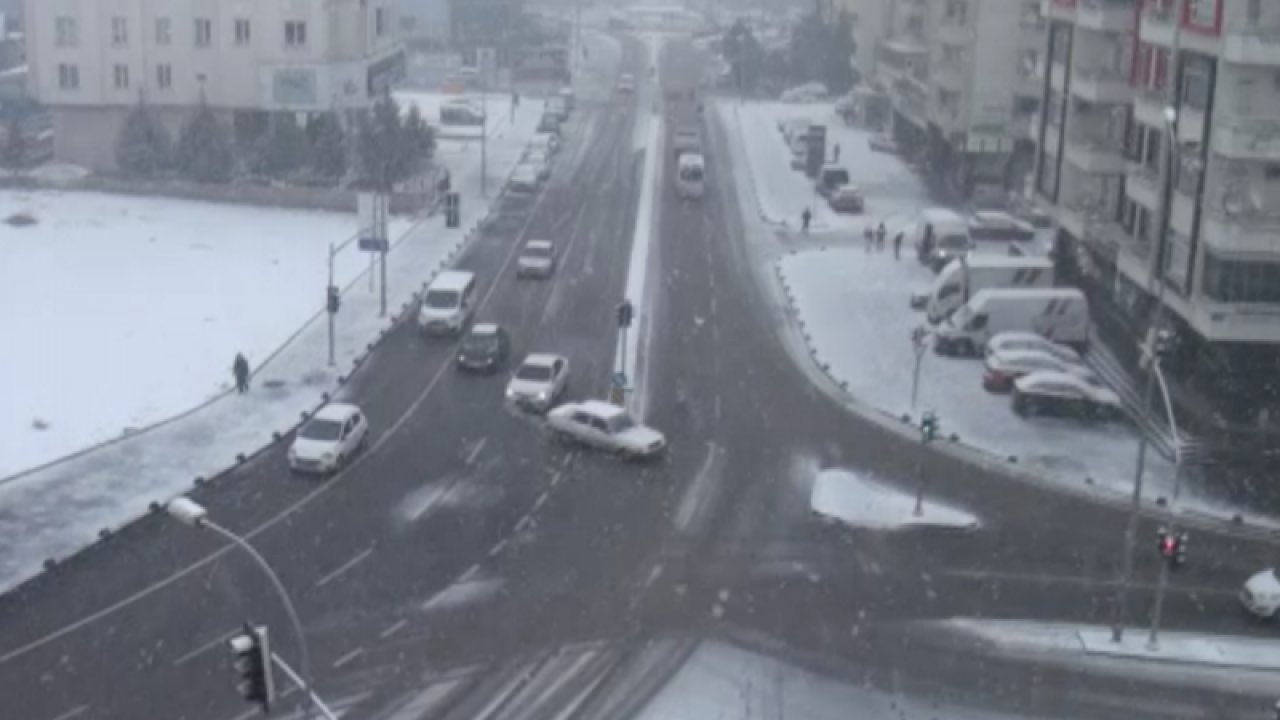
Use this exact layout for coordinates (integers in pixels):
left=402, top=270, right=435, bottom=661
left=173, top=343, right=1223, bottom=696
left=615, top=300, right=634, bottom=404
left=910, top=325, right=930, bottom=412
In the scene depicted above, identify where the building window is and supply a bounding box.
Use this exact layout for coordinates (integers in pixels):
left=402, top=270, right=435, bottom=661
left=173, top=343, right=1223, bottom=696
left=1203, top=253, right=1280, bottom=304
left=285, top=20, right=307, bottom=47
left=375, top=7, right=388, bottom=36
left=1184, top=0, right=1220, bottom=33
left=1181, top=55, right=1212, bottom=111
left=111, top=17, right=128, bottom=46
left=156, top=18, right=172, bottom=45
left=55, top=17, right=78, bottom=48
left=235, top=18, right=251, bottom=45
left=1248, top=0, right=1262, bottom=23
left=195, top=18, right=212, bottom=47
left=157, top=64, right=173, bottom=90
left=113, top=64, right=129, bottom=90
left=57, top=63, right=79, bottom=90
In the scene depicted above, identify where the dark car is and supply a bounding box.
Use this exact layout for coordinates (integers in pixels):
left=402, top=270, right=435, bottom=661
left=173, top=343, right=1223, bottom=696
left=828, top=186, right=864, bottom=214
left=537, top=113, right=562, bottom=135
left=456, top=323, right=510, bottom=373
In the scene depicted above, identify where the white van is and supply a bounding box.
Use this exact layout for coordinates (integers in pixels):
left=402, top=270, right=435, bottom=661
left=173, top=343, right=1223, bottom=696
left=912, top=208, right=974, bottom=272
left=913, top=255, right=1054, bottom=324
left=933, top=287, right=1090, bottom=357
left=676, top=153, right=705, bottom=200
left=418, top=270, right=477, bottom=336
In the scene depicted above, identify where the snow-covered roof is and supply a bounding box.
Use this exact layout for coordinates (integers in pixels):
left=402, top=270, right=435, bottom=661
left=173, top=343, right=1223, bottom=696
left=522, top=352, right=564, bottom=368
left=525, top=239, right=553, bottom=250
left=314, top=402, right=361, bottom=422
left=470, top=323, right=500, bottom=335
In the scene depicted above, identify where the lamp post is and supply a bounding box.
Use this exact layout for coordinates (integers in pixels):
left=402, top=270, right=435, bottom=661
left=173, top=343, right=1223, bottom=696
left=167, top=498, right=314, bottom=719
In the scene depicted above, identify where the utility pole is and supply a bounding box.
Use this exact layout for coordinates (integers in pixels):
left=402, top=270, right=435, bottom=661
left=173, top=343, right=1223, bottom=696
left=914, top=411, right=938, bottom=516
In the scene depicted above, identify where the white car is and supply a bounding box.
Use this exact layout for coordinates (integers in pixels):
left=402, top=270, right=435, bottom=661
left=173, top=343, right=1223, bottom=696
left=1241, top=569, right=1280, bottom=618
left=506, top=353, right=569, bottom=412
left=618, top=73, right=635, bottom=93
left=516, top=239, right=556, bottom=278
left=289, top=403, right=369, bottom=474
left=523, top=148, right=552, bottom=180
left=983, top=348, right=1094, bottom=393
left=986, top=331, right=1083, bottom=365
left=508, top=163, right=541, bottom=193
left=546, top=400, right=666, bottom=459
left=532, top=132, right=560, bottom=156
left=1011, top=370, right=1123, bottom=420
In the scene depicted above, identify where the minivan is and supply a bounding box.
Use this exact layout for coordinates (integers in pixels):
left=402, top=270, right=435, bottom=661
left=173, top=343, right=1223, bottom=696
left=912, top=255, right=1054, bottom=323
left=912, top=208, right=974, bottom=272
left=816, top=165, right=850, bottom=198
left=418, top=270, right=477, bottom=336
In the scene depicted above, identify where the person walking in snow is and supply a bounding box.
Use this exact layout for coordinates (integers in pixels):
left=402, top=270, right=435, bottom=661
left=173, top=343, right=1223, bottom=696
left=833, top=143, right=841, bottom=163
left=876, top=222, right=887, bottom=252
left=801, top=207, right=812, bottom=234
left=233, top=353, right=250, bottom=394
left=864, top=226, right=874, bottom=253
left=893, top=231, right=904, bottom=260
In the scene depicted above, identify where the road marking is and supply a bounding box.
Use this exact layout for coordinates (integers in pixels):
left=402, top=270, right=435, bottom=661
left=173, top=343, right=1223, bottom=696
left=532, top=491, right=550, bottom=512
left=332, top=647, right=364, bottom=669
left=643, top=563, right=664, bottom=588
left=550, top=471, right=563, bottom=487
left=0, top=190, right=554, bottom=667
left=514, top=514, right=533, bottom=533
left=314, top=547, right=374, bottom=589
left=379, top=619, right=408, bottom=640
left=48, top=705, right=89, bottom=720
left=488, top=539, right=509, bottom=558
left=459, top=564, right=481, bottom=583
left=713, top=395, right=721, bottom=422
left=943, top=568, right=1235, bottom=596
left=172, top=628, right=239, bottom=666
left=465, top=438, right=488, bottom=465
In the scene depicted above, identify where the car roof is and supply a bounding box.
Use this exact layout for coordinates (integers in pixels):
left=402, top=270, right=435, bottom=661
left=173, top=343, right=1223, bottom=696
left=314, top=402, right=360, bottom=422
left=469, top=323, right=501, bottom=335
left=920, top=207, right=965, bottom=223
left=834, top=185, right=861, bottom=195
left=1018, top=369, right=1090, bottom=387
left=522, top=352, right=566, bottom=367
left=526, top=239, right=553, bottom=249
left=992, top=348, right=1062, bottom=365
left=677, top=153, right=704, bottom=168
left=429, top=270, right=474, bottom=292
left=575, top=399, right=626, bottom=418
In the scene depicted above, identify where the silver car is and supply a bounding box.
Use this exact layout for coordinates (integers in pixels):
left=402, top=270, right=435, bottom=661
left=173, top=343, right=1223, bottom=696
left=505, top=353, right=569, bottom=412
left=516, top=240, right=556, bottom=279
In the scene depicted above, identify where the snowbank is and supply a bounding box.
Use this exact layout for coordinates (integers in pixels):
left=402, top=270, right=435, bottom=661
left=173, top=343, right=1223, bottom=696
left=810, top=468, right=979, bottom=530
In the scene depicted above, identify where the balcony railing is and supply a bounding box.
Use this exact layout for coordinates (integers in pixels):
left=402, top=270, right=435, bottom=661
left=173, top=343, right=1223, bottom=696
left=1213, top=117, right=1280, bottom=160
left=1072, top=65, right=1127, bottom=84
left=1221, top=25, right=1280, bottom=65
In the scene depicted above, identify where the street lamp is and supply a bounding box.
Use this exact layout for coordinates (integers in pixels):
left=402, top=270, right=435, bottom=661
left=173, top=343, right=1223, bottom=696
left=167, top=498, right=315, bottom=719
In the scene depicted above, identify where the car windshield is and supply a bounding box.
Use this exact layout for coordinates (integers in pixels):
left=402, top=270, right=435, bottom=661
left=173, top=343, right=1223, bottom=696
left=609, top=414, right=635, bottom=433
left=679, top=166, right=703, bottom=181
left=462, top=332, right=498, bottom=352
left=424, top=289, right=460, bottom=309
left=524, top=245, right=552, bottom=258
left=298, top=418, right=343, bottom=441
left=516, top=364, right=553, bottom=381
left=939, top=234, right=970, bottom=250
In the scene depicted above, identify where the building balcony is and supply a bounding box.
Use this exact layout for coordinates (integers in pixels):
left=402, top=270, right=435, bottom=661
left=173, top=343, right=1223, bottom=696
left=1201, top=197, right=1280, bottom=255
left=1046, top=0, right=1077, bottom=22
left=1049, top=59, right=1068, bottom=91
left=1132, top=85, right=1168, bottom=128
left=1213, top=117, right=1280, bottom=161
left=1075, top=0, right=1136, bottom=33
left=1139, top=5, right=1175, bottom=47
left=1070, top=65, right=1132, bottom=103
left=1169, top=190, right=1196, bottom=237
left=1222, top=25, right=1280, bottom=65
left=1126, top=161, right=1160, bottom=209
left=1064, top=131, right=1126, bottom=173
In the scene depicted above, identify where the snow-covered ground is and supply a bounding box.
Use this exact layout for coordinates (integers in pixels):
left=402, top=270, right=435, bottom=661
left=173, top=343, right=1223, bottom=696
left=810, top=468, right=980, bottom=530
left=718, top=100, right=926, bottom=232
left=0, top=96, right=546, bottom=593
left=0, top=192, right=411, bottom=478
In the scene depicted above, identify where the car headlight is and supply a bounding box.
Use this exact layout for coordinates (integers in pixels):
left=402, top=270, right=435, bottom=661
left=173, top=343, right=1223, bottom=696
left=536, top=391, right=549, bottom=401
left=505, top=388, right=517, bottom=400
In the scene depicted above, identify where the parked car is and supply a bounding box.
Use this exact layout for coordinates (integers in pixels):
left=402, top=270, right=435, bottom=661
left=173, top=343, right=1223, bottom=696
left=1241, top=569, right=1280, bottom=618
left=968, top=211, right=1036, bottom=243
left=913, top=256, right=1054, bottom=323
left=531, top=132, right=560, bottom=156
left=1011, top=371, right=1122, bottom=420
left=537, top=112, right=562, bottom=135
left=618, top=73, right=636, bottom=93
left=779, top=117, right=812, bottom=143
left=508, top=163, right=542, bottom=193
left=934, top=288, right=1091, bottom=357
left=868, top=134, right=897, bottom=154
left=816, top=165, right=850, bottom=199
left=986, top=331, right=1083, bottom=365
left=673, top=125, right=702, bottom=159
left=440, top=101, right=484, bottom=126
left=983, top=348, right=1095, bottom=393
left=789, top=144, right=807, bottom=170
left=546, top=400, right=667, bottom=459
left=912, top=208, right=974, bottom=272
left=516, top=239, right=556, bottom=278
left=456, top=323, right=510, bottom=373
left=524, top=148, right=552, bottom=180
left=780, top=82, right=828, bottom=103
left=828, top=186, right=864, bottom=213
left=289, top=403, right=369, bottom=474
left=506, top=353, right=569, bottom=412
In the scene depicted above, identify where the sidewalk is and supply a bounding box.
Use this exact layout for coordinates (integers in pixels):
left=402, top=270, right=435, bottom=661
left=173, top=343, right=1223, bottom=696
left=0, top=100, right=544, bottom=595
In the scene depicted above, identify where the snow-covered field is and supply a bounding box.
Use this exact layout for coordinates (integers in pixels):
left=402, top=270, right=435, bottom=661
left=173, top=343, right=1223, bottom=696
left=0, top=191, right=410, bottom=478
left=719, top=100, right=926, bottom=233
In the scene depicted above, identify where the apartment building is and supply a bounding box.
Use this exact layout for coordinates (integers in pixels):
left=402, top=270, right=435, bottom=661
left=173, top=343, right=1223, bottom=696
left=1032, top=0, right=1280, bottom=442
left=874, top=0, right=1043, bottom=198
left=23, top=0, right=404, bottom=171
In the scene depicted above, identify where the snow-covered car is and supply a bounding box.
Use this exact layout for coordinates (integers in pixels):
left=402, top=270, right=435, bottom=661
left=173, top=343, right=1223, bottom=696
left=1011, top=370, right=1122, bottom=420
left=986, top=332, right=1083, bottom=365
left=546, top=400, right=667, bottom=459
left=508, top=163, right=541, bottom=193
left=439, top=101, right=484, bottom=127
left=983, top=348, right=1095, bottom=393
left=968, top=211, right=1036, bottom=243
left=618, top=73, right=636, bottom=93
left=789, top=144, right=807, bottom=170
left=780, top=82, right=828, bottom=103
left=536, top=113, right=562, bottom=135
left=506, top=353, right=569, bottom=412
left=456, top=323, right=510, bottom=373
left=780, top=118, right=812, bottom=144
left=868, top=135, right=897, bottom=154
left=828, top=186, right=864, bottom=214
left=289, top=403, right=368, bottom=474
left=1241, top=569, right=1280, bottom=618
left=523, top=148, right=552, bottom=180
left=531, top=132, right=560, bottom=156
left=516, top=239, right=556, bottom=278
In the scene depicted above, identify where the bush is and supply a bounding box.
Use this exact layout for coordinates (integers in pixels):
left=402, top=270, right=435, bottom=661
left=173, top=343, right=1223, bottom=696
left=115, top=101, right=172, bottom=178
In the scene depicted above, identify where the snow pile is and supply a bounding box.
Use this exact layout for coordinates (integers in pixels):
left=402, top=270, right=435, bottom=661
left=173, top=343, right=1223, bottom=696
left=810, top=468, right=979, bottom=530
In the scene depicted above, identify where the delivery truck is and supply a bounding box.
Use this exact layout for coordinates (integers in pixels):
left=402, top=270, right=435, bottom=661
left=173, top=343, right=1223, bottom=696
left=933, top=287, right=1090, bottom=357
left=911, top=255, right=1054, bottom=323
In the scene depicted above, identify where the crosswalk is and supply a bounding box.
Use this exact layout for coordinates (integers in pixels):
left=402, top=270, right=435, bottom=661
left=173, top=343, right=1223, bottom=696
left=1087, top=342, right=1206, bottom=465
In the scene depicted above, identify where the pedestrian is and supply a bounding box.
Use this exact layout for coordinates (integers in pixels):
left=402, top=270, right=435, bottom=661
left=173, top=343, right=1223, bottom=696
left=233, top=353, right=250, bottom=394
left=864, top=226, right=874, bottom=252
left=876, top=222, right=887, bottom=252
left=801, top=207, right=812, bottom=234
left=833, top=143, right=841, bottom=163
left=893, top=231, right=904, bottom=259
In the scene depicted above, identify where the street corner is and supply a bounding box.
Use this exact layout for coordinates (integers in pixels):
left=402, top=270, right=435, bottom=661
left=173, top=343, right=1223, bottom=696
left=809, top=468, right=981, bottom=533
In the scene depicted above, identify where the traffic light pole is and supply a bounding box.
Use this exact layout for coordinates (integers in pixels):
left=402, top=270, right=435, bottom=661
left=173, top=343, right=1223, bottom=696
left=328, top=242, right=336, bottom=367
left=200, top=519, right=315, bottom=720
left=271, top=653, right=338, bottom=720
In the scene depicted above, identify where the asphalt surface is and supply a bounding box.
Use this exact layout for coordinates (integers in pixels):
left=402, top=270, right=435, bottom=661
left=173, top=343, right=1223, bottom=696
left=4, top=30, right=1280, bottom=720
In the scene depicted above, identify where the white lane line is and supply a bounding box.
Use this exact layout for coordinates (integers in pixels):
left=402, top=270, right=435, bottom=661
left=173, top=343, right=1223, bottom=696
left=488, top=539, right=509, bottom=558
left=172, top=628, right=239, bottom=666
left=713, top=395, right=721, bottom=422
left=550, top=472, right=563, bottom=487
left=514, top=514, right=533, bottom=533
left=47, top=705, right=89, bottom=720
left=379, top=619, right=408, bottom=640
left=332, top=647, right=364, bottom=669
left=314, top=547, right=374, bottom=589
left=459, top=564, right=481, bottom=583
left=0, top=157, right=555, bottom=668
left=643, top=563, right=664, bottom=588
left=532, top=491, right=550, bottom=512
left=465, top=438, right=488, bottom=465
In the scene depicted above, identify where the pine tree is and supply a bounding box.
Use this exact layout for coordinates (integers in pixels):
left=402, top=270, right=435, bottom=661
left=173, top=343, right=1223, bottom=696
left=174, top=101, right=233, bottom=183
left=402, top=104, right=435, bottom=177
left=1, top=116, right=26, bottom=172
left=256, top=113, right=309, bottom=178
left=115, top=100, right=172, bottom=178
left=356, top=96, right=411, bottom=191
left=307, top=111, right=348, bottom=181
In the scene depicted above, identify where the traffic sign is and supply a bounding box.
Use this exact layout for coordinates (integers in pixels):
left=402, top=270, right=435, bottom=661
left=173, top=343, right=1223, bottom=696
left=358, top=235, right=388, bottom=252
left=613, top=371, right=628, bottom=389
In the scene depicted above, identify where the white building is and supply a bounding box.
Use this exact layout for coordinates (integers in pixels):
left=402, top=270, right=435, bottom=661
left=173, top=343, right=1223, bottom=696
left=23, top=0, right=404, bottom=171
left=1032, top=0, right=1280, bottom=437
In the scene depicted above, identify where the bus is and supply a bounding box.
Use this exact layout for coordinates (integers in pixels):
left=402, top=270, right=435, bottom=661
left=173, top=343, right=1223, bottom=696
left=675, top=153, right=706, bottom=200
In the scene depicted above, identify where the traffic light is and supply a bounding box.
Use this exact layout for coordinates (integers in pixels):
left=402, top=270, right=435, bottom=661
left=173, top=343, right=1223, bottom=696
left=1172, top=531, right=1189, bottom=571
left=616, top=300, right=634, bottom=329
left=327, top=285, right=340, bottom=314
left=1157, top=526, right=1174, bottom=557
left=920, top=411, right=938, bottom=443
left=229, top=624, right=274, bottom=712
